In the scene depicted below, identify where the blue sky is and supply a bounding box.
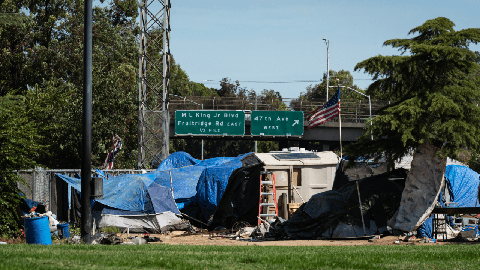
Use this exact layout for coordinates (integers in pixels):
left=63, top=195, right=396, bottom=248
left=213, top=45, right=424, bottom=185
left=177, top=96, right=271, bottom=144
left=148, top=0, right=480, bottom=99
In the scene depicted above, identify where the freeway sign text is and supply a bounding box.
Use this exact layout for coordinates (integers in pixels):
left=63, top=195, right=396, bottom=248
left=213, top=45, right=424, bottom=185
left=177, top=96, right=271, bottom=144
left=175, top=110, right=245, bottom=135
left=251, top=111, right=304, bottom=136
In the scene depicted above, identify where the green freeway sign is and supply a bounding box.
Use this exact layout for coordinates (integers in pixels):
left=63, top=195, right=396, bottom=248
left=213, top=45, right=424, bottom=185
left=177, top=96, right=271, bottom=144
left=175, top=110, right=245, bottom=135
left=251, top=111, right=304, bottom=136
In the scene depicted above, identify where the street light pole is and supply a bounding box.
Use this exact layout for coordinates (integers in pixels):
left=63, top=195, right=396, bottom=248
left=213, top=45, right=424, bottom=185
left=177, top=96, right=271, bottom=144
left=323, top=38, right=330, bottom=102
left=81, top=0, right=93, bottom=244
left=254, top=94, right=257, bottom=153
left=346, top=87, right=373, bottom=140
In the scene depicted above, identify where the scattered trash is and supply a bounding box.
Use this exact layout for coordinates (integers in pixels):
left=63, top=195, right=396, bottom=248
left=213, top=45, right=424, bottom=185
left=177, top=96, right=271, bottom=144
left=144, top=236, right=162, bottom=243
left=425, top=238, right=437, bottom=243
left=368, top=236, right=380, bottom=242
left=131, top=237, right=147, bottom=245
left=235, top=227, right=255, bottom=238
left=98, top=233, right=123, bottom=245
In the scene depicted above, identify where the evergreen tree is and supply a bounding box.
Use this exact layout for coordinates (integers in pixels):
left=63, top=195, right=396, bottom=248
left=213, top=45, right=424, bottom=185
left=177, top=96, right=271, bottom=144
left=346, top=17, right=480, bottom=167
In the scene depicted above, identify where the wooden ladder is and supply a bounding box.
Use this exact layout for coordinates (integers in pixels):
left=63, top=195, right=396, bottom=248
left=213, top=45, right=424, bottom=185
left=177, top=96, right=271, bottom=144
left=258, top=171, right=278, bottom=226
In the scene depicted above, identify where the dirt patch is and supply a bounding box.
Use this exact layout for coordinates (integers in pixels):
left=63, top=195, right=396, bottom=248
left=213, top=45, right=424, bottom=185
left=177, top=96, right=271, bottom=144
left=119, top=232, right=464, bottom=246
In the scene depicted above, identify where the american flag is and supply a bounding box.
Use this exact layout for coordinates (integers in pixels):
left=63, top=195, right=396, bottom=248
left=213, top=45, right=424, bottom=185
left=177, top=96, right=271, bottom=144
left=308, top=88, right=341, bottom=129
left=102, top=134, right=122, bottom=170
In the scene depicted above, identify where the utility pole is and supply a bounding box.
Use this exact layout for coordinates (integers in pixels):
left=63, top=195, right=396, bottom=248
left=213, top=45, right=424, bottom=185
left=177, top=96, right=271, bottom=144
left=138, top=0, right=171, bottom=168
left=81, top=0, right=93, bottom=244
left=323, top=38, right=330, bottom=102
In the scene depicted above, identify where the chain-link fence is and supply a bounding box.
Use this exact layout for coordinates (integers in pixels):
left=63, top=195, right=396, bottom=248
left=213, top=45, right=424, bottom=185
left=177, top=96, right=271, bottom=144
left=16, top=169, right=155, bottom=222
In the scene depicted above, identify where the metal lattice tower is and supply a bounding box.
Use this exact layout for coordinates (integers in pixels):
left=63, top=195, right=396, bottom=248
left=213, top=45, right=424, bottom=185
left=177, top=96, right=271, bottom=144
left=138, top=0, right=171, bottom=168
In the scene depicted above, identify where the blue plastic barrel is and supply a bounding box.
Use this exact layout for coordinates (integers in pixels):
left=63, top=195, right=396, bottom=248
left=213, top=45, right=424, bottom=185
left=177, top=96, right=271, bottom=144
left=57, top=223, right=70, bottom=239
left=24, top=216, right=52, bottom=245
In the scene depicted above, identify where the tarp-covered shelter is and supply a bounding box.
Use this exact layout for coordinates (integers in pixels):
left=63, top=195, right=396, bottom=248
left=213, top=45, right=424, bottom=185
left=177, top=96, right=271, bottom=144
left=277, top=167, right=407, bottom=239
left=57, top=172, right=184, bottom=232
left=418, top=165, right=480, bottom=238
left=56, top=151, right=258, bottom=232
left=207, top=163, right=263, bottom=228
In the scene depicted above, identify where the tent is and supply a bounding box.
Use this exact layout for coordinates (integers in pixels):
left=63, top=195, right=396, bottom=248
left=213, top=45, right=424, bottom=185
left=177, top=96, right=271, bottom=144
left=56, top=151, right=256, bottom=232
left=56, top=172, right=185, bottom=232
left=418, top=165, right=480, bottom=238
left=277, top=168, right=407, bottom=239
left=208, top=163, right=262, bottom=228
left=153, top=153, right=256, bottom=224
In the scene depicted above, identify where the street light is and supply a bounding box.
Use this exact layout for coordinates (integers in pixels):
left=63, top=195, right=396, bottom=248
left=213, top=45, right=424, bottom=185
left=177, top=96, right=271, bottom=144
left=323, top=38, right=330, bottom=102
left=346, top=87, right=373, bottom=141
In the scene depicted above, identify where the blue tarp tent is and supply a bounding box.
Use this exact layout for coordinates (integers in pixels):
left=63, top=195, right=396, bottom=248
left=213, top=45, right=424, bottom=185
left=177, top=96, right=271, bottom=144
left=418, top=165, right=480, bottom=238
left=156, top=151, right=199, bottom=171
left=151, top=153, right=251, bottom=221
left=56, top=151, right=252, bottom=230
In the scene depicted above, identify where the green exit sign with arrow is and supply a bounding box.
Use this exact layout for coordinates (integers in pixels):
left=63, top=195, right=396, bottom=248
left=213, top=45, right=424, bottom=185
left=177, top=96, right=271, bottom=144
left=251, top=111, right=304, bottom=136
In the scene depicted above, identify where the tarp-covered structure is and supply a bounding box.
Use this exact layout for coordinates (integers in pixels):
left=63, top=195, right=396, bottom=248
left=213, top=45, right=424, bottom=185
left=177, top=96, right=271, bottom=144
left=277, top=159, right=408, bottom=239
left=207, top=164, right=262, bottom=228
left=418, top=165, right=480, bottom=238
left=56, top=171, right=184, bottom=232
left=56, top=151, right=258, bottom=232
left=277, top=160, right=407, bottom=239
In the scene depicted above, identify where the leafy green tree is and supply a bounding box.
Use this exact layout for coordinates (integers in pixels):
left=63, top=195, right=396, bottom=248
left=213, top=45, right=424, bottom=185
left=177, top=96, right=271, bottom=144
left=345, top=17, right=480, bottom=168
left=290, top=70, right=364, bottom=111
left=217, top=77, right=244, bottom=97
left=169, top=61, right=218, bottom=97
left=469, top=153, right=480, bottom=174
left=24, top=0, right=141, bottom=169
left=0, top=94, right=42, bottom=236
left=258, top=89, right=288, bottom=111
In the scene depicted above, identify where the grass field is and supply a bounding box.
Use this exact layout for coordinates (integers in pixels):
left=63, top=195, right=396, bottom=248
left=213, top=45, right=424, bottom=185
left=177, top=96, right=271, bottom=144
left=1, top=244, right=480, bottom=269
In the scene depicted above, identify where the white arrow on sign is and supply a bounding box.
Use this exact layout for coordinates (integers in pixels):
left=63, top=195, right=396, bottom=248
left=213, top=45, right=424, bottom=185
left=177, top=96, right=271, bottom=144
left=292, top=120, right=299, bottom=126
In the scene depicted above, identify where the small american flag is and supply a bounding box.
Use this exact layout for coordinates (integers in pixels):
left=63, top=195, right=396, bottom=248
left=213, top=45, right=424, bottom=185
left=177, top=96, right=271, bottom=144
left=308, top=88, right=341, bottom=129
left=102, top=134, right=122, bottom=170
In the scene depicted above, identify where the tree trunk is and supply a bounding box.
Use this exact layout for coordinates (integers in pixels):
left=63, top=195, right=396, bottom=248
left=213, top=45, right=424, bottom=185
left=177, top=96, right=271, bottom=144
left=389, top=141, right=447, bottom=232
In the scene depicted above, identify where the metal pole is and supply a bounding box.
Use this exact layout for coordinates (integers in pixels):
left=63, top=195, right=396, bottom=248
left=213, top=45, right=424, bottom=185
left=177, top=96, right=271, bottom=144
left=81, top=0, right=93, bottom=244
left=162, top=0, right=170, bottom=161
left=201, top=104, right=204, bottom=160
left=346, top=86, right=373, bottom=141
left=356, top=181, right=367, bottom=236
left=254, top=94, right=257, bottom=153
left=324, top=39, right=330, bottom=102
left=162, top=1, right=167, bottom=113
left=138, top=0, right=146, bottom=168
left=338, top=85, right=342, bottom=159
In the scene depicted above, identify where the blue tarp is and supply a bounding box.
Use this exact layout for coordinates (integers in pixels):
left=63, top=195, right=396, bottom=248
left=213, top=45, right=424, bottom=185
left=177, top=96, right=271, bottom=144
left=151, top=153, right=250, bottom=220
left=195, top=158, right=245, bottom=220
left=56, top=152, right=251, bottom=221
left=156, top=151, right=199, bottom=171
left=445, top=165, right=480, bottom=207
left=418, top=165, right=480, bottom=238
left=56, top=173, right=156, bottom=212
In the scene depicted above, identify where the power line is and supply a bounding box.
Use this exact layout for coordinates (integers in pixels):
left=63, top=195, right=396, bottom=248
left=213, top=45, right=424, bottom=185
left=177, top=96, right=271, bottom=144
left=200, top=79, right=374, bottom=84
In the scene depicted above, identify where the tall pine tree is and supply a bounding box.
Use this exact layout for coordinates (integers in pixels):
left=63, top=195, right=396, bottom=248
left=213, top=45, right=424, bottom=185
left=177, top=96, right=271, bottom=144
left=346, top=17, right=480, bottom=167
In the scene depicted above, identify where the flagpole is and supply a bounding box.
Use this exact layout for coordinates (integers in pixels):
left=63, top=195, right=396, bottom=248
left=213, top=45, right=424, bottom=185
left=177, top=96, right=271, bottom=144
left=338, top=84, right=342, bottom=159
